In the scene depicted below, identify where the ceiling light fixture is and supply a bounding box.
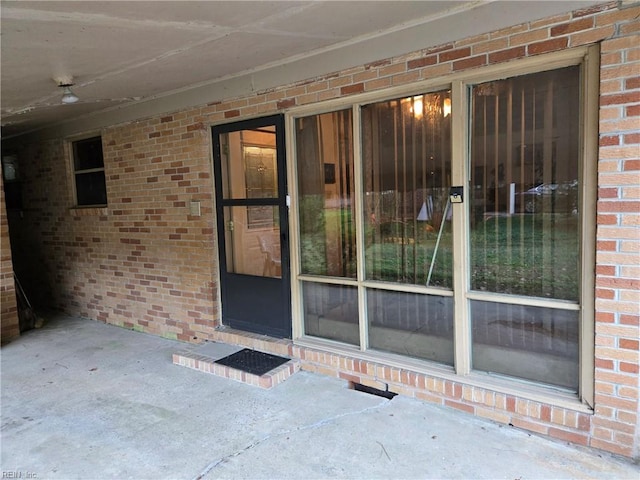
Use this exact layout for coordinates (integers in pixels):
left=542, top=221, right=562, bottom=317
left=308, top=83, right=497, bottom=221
left=59, top=84, right=79, bottom=104
left=443, top=98, right=451, bottom=117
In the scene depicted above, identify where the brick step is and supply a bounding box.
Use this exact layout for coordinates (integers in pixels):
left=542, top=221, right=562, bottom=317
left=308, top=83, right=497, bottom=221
left=172, top=344, right=299, bottom=389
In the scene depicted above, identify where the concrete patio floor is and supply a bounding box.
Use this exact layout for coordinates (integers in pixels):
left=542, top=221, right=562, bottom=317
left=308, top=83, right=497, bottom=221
left=1, top=313, right=638, bottom=480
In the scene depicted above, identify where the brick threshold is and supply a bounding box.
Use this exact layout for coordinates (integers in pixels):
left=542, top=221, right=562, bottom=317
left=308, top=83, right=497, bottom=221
left=172, top=350, right=300, bottom=389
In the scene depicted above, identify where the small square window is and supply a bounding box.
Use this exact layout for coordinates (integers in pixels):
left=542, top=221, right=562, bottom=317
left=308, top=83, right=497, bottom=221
left=72, top=136, right=107, bottom=206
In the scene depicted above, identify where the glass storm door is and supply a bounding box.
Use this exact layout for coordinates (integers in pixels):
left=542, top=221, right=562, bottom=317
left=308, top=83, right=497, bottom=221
left=212, top=115, right=291, bottom=338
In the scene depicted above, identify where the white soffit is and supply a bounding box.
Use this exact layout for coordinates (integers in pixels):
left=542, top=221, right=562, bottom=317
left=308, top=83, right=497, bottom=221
left=1, top=1, right=603, bottom=140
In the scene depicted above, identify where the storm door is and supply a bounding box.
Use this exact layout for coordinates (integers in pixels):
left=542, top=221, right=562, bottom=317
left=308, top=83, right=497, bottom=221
left=212, top=115, right=291, bottom=338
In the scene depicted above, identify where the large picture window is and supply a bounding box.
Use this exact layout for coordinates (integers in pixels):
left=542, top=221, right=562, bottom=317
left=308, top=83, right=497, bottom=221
left=292, top=50, right=594, bottom=400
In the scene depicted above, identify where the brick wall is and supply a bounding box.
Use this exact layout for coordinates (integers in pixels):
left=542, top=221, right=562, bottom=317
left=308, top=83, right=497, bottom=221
left=593, top=31, right=640, bottom=458
left=6, top=122, right=218, bottom=342
left=1, top=163, right=19, bottom=344
left=8, top=141, right=64, bottom=311
left=3, top=1, right=639, bottom=458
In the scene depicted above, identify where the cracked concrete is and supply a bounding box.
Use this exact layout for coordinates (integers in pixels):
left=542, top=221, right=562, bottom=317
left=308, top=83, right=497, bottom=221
left=2, top=313, right=638, bottom=479
left=193, top=400, right=391, bottom=480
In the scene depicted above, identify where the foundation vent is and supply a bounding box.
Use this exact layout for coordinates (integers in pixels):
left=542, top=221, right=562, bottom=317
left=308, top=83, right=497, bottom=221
left=349, top=381, right=397, bottom=400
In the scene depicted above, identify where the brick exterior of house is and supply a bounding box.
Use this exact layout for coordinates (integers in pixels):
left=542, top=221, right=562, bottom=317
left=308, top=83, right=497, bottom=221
left=2, top=1, right=638, bottom=459
left=1, top=165, right=19, bottom=344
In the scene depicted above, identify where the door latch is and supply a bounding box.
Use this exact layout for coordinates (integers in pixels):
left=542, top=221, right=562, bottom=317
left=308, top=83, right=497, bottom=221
left=449, top=186, right=463, bottom=204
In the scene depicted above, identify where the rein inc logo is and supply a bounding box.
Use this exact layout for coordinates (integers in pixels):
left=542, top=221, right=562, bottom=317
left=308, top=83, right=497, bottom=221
left=2, top=473, right=37, bottom=479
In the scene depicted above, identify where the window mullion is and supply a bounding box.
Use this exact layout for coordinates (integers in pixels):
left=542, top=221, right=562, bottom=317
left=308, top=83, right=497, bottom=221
left=285, top=114, right=304, bottom=340
left=451, top=80, right=471, bottom=375
left=353, top=104, right=368, bottom=351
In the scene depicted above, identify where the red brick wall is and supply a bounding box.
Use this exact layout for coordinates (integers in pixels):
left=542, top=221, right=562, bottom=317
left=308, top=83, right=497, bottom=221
left=3, top=1, right=639, bottom=458
left=5, top=124, right=218, bottom=342
left=97, top=118, right=218, bottom=340
left=0, top=163, right=19, bottom=344
left=593, top=31, right=640, bottom=458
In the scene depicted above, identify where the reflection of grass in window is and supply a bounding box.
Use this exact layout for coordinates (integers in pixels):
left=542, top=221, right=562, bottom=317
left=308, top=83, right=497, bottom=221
left=300, top=204, right=578, bottom=300
left=365, top=223, right=453, bottom=287
left=365, top=214, right=578, bottom=300
left=366, top=239, right=453, bottom=287
left=470, top=215, right=579, bottom=301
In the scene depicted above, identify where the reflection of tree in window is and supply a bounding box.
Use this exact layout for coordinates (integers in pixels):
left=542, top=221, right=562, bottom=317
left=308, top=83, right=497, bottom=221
left=296, top=110, right=356, bottom=278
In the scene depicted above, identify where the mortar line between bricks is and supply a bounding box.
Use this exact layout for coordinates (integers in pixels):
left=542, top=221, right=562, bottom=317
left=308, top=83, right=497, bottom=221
left=191, top=398, right=392, bottom=480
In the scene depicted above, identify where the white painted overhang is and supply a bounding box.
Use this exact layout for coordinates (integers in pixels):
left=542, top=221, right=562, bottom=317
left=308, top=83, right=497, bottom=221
left=1, top=1, right=604, bottom=140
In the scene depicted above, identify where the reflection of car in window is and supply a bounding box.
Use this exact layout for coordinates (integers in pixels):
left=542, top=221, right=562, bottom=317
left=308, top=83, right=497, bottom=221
left=518, top=180, right=578, bottom=214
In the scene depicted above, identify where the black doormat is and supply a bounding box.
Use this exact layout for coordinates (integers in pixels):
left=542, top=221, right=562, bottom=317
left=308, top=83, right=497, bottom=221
left=214, top=348, right=290, bottom=376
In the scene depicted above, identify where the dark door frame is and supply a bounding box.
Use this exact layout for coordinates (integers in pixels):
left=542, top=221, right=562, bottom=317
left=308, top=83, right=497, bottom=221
left=211, top=114, right=291, bottom=338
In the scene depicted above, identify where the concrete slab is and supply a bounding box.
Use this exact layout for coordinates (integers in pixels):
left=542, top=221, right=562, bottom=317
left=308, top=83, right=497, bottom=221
left=1, top=313, right=638, bottom=480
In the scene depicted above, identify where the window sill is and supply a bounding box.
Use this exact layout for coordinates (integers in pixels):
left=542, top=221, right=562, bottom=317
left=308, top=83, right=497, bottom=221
left=70, top=206, right=108, bottom=217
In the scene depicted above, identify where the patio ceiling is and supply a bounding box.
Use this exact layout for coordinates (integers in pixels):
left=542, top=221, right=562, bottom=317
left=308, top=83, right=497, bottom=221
left=1, top=1, right=601, bottom=139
